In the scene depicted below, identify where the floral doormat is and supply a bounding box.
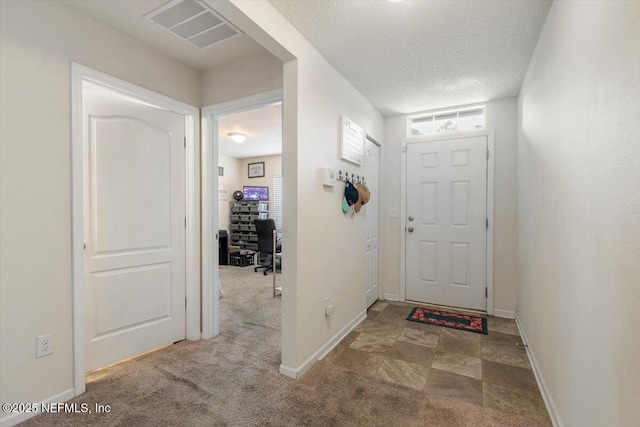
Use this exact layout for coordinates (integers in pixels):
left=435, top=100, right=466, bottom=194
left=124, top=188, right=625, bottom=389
left=406, top=307, right=488, bottom=334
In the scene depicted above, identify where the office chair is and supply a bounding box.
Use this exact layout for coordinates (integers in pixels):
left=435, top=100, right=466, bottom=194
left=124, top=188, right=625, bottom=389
left=254, top=219, right=281, bottom=275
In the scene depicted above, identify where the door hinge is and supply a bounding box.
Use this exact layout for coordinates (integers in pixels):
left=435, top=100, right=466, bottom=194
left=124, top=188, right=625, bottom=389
left=184, top=137, right=186, bottom=148
left=486, top=218, right=489, bottom=229
left=486, top=149, right=489, bottom=160
left=485, top=287, right=488, bottom=298
left=185, top=298, right=187, bottom=308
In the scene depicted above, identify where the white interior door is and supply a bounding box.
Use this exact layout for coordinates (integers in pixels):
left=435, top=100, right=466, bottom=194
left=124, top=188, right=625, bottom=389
left=83, top=82, right=186, bottom=371
left=365, top=138, right=380, bottom=308
left=405, top=136, right=487, bottom=311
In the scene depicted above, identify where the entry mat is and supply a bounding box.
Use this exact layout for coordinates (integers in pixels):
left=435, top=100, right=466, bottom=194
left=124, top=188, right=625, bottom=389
left=406, top=307, right=488, bottom=334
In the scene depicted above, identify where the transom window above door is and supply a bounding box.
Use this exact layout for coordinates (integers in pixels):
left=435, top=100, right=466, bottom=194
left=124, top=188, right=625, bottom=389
left=408, top=106, right=485, bottom=137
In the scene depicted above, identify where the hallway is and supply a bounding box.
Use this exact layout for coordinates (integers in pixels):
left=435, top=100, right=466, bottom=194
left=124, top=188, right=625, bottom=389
left=21, top=267, right=546, bottom=426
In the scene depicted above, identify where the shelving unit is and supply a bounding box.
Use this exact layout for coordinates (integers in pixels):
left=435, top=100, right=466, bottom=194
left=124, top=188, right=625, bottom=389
left=229, top=200, right=269, bottom=252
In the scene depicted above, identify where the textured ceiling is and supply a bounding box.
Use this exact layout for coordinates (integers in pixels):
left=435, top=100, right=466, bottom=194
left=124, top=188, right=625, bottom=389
left=218, top=103, right=282, bottom=159
left=270, top=0, right=552, bottom=116
left=61, top=0, right=269, bottom=71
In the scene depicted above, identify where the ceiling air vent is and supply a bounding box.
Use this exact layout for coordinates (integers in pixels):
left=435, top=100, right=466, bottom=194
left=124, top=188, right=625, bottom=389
left=145, top=0, right=243, bottom=49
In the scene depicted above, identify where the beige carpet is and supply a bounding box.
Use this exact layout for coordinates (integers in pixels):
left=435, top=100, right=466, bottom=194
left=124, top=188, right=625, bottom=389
left=21, top=266, right=543, bottom=426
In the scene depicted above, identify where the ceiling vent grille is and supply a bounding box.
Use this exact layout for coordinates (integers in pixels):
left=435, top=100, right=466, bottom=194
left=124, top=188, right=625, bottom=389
left=145, top=0, right=242, bottom=49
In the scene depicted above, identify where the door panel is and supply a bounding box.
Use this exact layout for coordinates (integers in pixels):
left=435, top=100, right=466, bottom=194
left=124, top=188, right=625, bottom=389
left=365, top=139, right=380, bottom=308
left=83, top=83, right=186, bottom=371
left=93, top=263, right=171, bottom=335
left=406, top=136, right=487, bottom=310
left=419, top=241, right=437, bottom=283
left=91, top=117, right=172, bottom=254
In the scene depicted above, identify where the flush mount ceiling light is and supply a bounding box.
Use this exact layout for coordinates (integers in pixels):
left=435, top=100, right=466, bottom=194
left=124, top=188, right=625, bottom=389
left=228, top=132, right=246, bottom=144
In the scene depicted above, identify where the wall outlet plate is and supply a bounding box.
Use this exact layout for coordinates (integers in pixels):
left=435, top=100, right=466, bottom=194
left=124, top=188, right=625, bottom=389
left=325, top=305, right=335, bottom=317
left=36, top=334, right=54, bottom=358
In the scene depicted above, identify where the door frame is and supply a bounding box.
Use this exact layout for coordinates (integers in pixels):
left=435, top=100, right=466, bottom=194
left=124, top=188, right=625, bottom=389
left=400, top=129, right=495, bottom=314
left=200, top=89, right=283, bottom=339
left=365, top=135, right=382, bottom=307
left=70, top=63, right=201, bottom=395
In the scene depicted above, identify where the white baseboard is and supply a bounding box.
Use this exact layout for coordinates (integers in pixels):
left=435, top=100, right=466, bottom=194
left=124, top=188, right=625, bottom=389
left=278, top=310, right=366, bottom=380
left=278, top=364, right=297, bottom=379
left=382, top=293, right=400, bottom=301
left=493, top=309, right=516, bottom=319
left=0, top=387, right=76, bottom=427
left=515, top=314, right=563, bottom=427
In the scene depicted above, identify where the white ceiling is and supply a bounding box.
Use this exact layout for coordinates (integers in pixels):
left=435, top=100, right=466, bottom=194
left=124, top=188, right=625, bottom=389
left=218, top=103, right=282, bottom=159
left=61, top=0, right=551, bottom=135
left=269, top=0, right=552, bottom=116
left=61, top=0, right=268, bottom=71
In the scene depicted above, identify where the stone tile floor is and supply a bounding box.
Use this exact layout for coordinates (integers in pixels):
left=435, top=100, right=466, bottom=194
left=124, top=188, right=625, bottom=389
left=322, top=301, right=551, bottom=427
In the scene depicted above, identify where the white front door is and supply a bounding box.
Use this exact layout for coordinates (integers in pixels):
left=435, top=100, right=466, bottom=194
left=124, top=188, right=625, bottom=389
left=365, top=138, right=380, bottom=308
left=83, top=83, right=186, bottom=371
left=405, top=136, right=487, bottom=311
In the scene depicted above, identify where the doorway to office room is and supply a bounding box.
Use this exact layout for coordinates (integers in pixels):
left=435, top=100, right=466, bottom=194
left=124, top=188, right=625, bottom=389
left=201, top=90, right=283, bottom=340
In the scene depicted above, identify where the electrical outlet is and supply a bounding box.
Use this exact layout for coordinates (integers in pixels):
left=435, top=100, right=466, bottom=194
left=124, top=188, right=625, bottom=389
left=36, top=334, right=54, bottom=358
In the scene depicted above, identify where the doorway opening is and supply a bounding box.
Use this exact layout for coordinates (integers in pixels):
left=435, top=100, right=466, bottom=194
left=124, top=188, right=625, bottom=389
left=201, top=89, right=283, bottom=341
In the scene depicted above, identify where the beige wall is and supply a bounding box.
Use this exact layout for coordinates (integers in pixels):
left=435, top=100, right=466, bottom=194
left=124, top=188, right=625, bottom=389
left=517, top=1, right=639, bottom=426
left=292, top=57, right=384, bottom=365
left=382, top=98, right=519, bottom=313
left=0, top=0, right=201, bottom=418
left=240, top=155, right=282, bottom=219
left=218, top=154, right=242, bottom=231
left=201, top=50, right=283, bottom=107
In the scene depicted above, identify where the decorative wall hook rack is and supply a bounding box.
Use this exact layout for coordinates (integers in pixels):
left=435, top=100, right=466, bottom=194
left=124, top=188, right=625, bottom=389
left=337, top=170, right=366, bottom=185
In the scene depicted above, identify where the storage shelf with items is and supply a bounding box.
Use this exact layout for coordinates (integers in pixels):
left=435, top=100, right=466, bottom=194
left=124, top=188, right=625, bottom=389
left=229, top=200, right=269, bottom=253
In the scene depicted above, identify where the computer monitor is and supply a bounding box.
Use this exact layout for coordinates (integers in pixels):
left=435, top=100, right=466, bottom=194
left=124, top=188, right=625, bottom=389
left=243, top=186, right=269, bottom=201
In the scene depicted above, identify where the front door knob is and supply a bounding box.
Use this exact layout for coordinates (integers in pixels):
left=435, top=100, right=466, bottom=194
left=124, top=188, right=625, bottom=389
left=408, top=227, right=414, bottom=233
left=408, top=216, right=414, bottom=221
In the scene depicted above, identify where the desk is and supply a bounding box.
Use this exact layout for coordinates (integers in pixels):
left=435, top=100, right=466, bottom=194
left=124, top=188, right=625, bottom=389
left=273, top=229, right=282, bottom=297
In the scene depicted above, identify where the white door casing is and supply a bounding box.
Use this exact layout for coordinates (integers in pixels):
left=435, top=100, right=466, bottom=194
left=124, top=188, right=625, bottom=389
left=82, top=83, right=186, bottom=372
left=200, top=89, right=283, bottom=340
left=365, top=137, right=380, bottom=308
left=405, top=135, right=488, bottom=311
